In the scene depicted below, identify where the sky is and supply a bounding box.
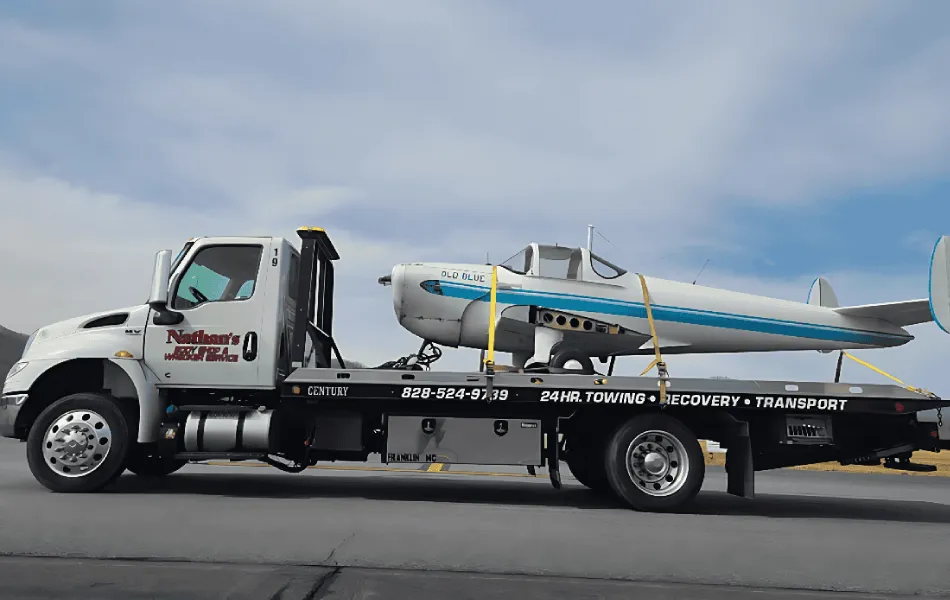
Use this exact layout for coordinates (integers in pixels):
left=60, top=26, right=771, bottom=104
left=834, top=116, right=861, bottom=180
left=1, top=1, right=950, bottom=394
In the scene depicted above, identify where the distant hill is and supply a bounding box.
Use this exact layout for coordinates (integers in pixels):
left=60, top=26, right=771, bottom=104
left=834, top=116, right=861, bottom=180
left=0, top=325, right=28, bottom=376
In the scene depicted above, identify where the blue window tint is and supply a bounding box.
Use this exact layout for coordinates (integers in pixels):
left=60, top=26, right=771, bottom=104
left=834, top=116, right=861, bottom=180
left=172, top=245, right=263, bottom=310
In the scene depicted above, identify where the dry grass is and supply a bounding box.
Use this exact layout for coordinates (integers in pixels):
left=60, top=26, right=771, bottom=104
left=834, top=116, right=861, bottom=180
left=699, top=441, right=950, bottom=477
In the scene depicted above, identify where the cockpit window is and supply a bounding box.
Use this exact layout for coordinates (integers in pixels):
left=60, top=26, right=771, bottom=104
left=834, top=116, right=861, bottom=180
left=499, top=244, right=624, bottom=280
left=590, top=252, right=626, bottom=279
left=537, top=245, right=579, bottom=279
left=500, top=246, right=533, bottom=274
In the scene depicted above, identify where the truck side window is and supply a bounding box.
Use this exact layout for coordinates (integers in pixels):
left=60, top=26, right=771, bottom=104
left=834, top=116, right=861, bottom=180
left=288, top=251, right=300, bottom=302
left=172, top=245, right=264, bottom=309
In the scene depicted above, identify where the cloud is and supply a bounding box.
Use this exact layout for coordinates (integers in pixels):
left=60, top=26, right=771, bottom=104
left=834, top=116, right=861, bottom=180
left=0, top=166, right=419, bottom=335
left=1, top=2, right=949, bottom=395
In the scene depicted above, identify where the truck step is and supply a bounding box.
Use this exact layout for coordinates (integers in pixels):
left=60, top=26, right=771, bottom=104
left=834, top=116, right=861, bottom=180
left=175, top=452, right=267, bottom=461
left=175, top=405, right=261, bottom=413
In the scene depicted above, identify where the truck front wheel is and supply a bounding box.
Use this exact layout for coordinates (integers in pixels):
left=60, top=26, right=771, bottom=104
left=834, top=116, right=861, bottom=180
left=603, top=413, right=704, bottom=512
left=26, top=392, right=132, bottom=493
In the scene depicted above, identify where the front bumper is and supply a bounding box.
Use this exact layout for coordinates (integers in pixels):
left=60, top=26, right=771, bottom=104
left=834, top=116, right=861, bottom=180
left=0, top=394, right=27, bottom=438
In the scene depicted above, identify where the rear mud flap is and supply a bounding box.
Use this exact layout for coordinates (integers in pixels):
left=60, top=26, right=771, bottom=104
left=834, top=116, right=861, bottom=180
left=726, top=421, right=754, bottom=499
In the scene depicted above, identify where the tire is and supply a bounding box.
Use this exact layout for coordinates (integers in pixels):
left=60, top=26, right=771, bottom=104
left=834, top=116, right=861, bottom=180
left=125, top=448, right=187, bottom=478
left=565, top=450, right=612, bottom=494
left=26, top=392, right=132, bottom=493
left=549, top=346, right=595, bottom=374
left=564, top=432, right=614, bottom=495
left=603, top=413, right=704, bottom=512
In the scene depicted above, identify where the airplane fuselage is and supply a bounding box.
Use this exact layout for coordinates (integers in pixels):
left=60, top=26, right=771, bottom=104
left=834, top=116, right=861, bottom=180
left=388, top=261, right=913, bottom=360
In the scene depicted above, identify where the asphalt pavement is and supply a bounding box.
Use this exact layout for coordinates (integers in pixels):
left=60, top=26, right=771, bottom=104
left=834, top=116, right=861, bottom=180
left=1, top=438, right=949, bottom=599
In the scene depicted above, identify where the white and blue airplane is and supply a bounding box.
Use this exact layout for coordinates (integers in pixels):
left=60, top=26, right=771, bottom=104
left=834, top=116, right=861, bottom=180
left=379, top=236, right=950, bottom=373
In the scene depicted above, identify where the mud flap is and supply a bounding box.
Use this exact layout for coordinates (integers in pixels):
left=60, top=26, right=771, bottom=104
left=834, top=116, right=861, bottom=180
left=725, top=420, right=754, bottom=499
left=545, top=419, right=561, bottom=489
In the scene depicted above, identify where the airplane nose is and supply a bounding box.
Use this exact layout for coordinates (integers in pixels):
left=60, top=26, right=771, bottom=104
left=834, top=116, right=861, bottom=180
left=390, top=264, right=406, bottom=318
left=383, top=262, right=464, bottom=348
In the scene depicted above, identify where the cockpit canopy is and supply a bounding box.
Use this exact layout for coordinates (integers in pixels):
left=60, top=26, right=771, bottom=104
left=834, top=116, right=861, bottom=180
left=499, top=243, right=626, bottom=281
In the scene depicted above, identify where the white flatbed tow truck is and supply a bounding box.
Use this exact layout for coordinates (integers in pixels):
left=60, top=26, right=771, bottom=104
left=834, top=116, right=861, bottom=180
left=2, top=228, right=947, bottom=512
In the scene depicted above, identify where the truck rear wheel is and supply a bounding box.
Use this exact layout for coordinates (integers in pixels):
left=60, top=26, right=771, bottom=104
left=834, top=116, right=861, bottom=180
left=603, top=413, right=704, bottom=512
left=26, top=392, right=131, bottom=493
left=564, top=437, right=612, bottom=494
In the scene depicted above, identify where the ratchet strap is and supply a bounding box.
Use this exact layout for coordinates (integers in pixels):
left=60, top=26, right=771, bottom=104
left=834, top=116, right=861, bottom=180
left=484, top=265, right=498, bottom=402
left=636, top=273, right=669, bottom=404
left=839, top=351, right=938, bottom=399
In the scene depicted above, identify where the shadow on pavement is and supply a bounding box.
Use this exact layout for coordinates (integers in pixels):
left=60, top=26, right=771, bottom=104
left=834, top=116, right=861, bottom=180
left=105, top=469, right=950, bottom=524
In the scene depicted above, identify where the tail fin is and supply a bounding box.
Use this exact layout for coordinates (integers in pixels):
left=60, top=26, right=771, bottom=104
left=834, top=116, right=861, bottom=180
left=807, top=277, right=840, bottom=353
left=929, top=235, right=950, bottom=333
left=807, top=277, right=839, bottom=308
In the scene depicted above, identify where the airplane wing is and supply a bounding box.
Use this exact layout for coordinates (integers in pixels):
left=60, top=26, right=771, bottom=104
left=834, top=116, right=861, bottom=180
left=833, top=299, right=932, bottom=328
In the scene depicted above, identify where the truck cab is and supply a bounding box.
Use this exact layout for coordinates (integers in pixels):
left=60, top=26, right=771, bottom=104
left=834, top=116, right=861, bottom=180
left=2, top=231, right=335, bottom=444
left=144, top=236, right=293, bottom=390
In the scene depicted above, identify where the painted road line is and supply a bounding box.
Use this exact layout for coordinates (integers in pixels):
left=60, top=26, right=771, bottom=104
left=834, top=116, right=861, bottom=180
left=201, top=461, right=547, bottom=478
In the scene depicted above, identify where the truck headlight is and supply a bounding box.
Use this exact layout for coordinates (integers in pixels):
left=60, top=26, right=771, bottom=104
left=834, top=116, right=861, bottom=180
left=5, top=361, right=27, bottom=381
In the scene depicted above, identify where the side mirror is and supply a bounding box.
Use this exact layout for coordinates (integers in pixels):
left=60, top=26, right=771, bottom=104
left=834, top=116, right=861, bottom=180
left=148, top=250, right=173, bottom=310
left=148, top=250, right=184, bottom=325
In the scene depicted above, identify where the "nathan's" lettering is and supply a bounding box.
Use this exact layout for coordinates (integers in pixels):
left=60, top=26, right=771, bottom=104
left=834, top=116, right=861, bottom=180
left=166, top=329, right=240, bottom=346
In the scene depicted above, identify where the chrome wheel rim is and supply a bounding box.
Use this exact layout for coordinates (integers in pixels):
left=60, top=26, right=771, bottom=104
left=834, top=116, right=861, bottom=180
left=624, top=429, right=689, bottom=497
left=42, top=409, right=113, bottom=478
left=562, top=359, right=585, bottom=370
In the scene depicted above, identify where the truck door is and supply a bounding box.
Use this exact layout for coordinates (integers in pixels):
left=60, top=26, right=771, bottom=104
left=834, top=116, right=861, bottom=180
left=144, top=240, right=271, bottom=389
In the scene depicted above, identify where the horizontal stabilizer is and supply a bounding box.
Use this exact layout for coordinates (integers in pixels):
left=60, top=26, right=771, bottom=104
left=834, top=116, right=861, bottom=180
left=807, top=277, right=839, bottom=308
left=830, top=236, right=950, bottom=332
left=834, top=300, right=931, bottom=328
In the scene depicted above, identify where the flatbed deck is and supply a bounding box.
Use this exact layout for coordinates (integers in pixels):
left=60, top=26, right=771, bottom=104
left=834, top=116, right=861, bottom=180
left=283, top=368, right=948, bottom=416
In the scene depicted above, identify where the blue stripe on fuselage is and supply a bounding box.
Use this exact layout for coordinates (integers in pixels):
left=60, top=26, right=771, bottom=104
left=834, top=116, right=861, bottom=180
left=428, top=280, right=908, bottom=346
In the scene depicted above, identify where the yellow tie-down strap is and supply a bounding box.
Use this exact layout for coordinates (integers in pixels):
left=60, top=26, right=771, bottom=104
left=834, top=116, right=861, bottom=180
left=840, top=351, right=937, bottom=399
left=484, top=265, right=498, bottom=371
left=636, top=273, right=669, bottom=404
